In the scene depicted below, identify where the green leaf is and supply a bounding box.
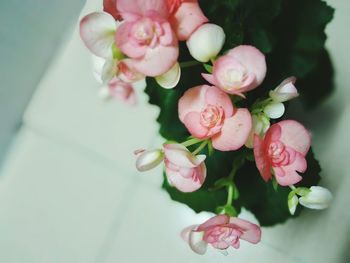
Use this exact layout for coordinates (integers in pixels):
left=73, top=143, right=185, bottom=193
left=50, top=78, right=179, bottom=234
left=203, top=64, right=213, bottom=73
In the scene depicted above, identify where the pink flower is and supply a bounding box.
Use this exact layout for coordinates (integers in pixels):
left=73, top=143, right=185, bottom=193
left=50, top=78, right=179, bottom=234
left=182, top=215, right=261, bottom=254
left=202, top=45, right=267, bottom=97
left=115, top=0, right=179, bottom=77
left=164, top=143, right=206, bottom=192
left=253, top=120, right=311, bottom=186
left=169, top=0, right=208, bottom=41
left=108, top=77, right=137, bottom=105
left=178, top=85, right=252, bottom=151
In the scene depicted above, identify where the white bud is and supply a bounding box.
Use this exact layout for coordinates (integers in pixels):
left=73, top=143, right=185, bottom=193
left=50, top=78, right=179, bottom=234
left=155, top=62, right=181, bottom=89
left=186, top=23, right=225, bottom=63
left=135, top=149, right=164, bottom=172
left=269, top=77, right=299, bottom=103
left=299, top=186, right=333, bottom=210
left=288, top=195, right=299, bottom=215
left=263, top=102, right=285, bottom=119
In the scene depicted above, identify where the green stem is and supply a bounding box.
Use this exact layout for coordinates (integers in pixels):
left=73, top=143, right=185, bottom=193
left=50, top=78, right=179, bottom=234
left=226, top=184, right=234, bottom=206
left=192, top=140, right=208, bottom=155
left=181, top=137, right=202, bottom=147
left=180, top=60, right=201, bottom=68
left=290, top=185, right=297, bottom=191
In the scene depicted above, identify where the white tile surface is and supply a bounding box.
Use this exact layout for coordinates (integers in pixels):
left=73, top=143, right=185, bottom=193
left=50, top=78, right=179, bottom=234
left=0, top=128, right=135, bottom=263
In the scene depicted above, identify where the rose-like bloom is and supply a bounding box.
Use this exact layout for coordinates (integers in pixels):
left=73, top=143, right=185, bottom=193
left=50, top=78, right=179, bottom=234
left=164, top=143, right=206, bottom=192
left=187, top=23, right=226, bottom=63
left=181, top=215, right=261, bottom=254
left=107, top=77, right=137, bottom=105
left=202, top=45, right=267, bottom=97
left=269, top=77, right=299, bottom=103
left=80, top=12, right=118, bottom=59
left=178, top=85, right=252, bottom=151
left=299, top=186, right=332, bottom=210
left=169, top=0, right=208, bottom=41
left=135, top=149, right=164, bottom=171
left=115, top=0, right=179, bottom=77
left=253, top=120, right=311, bottom=186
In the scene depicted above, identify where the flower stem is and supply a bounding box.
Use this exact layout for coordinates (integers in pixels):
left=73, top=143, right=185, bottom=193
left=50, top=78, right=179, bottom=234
left=180, top=60, right=201, bottom=68
left=290, top=185, right=297, bottom=191
left=192, top=140, right=208, bottom=155
left=226, top=184, right=234, bottom=206
left=181, top=137, right=202, bottom=147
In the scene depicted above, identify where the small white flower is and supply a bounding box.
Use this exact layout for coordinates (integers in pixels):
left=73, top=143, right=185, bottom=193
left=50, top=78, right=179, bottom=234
left=299, top=186, right=333, bottom=210
left=135, top=149, right=164, bottom=172
left=156, top=62, right=181, bottom=89
left=186, top=23, right=225, bottom=63
left=269, top=77, right=299, bottom=103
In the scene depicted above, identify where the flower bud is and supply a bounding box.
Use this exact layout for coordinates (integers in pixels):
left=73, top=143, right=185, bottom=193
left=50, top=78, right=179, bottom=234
left=269, top=77, right=299, bottom=103
left=245, top=114, right=270, bottom=148
left=299, top=186, right=332, bottom=210
left=263, top=102, right=285, bottom=119
left=288, top=194, right=299, bottom=215
left=156, top=62, right=181, bottom=89
left=135, top=149, right=164, bottom=172
left=186, top=23, right=225, bottom=63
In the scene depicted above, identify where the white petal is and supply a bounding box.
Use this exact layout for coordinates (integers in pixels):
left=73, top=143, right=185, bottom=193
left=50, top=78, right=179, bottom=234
left=186, top=23, right=225, bottom=62
left=299, top=186, right=333, bottom=210
left=135, top=149, right=164, bottom=172
left=155, top=62, right=181, bottom=89
left=101, top=59, right=118, bottom=84
left=80, top=12, right=117, bottom=58
left=263, top=102, right=285, bottom=119
left=91, top=55, right=106, bottom=83
left=288, top=195, right=299, bottom=215
left=189, top=231, right=207, bottom=255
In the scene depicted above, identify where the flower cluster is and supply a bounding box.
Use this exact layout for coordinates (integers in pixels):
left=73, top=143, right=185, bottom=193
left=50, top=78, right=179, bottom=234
left=80, top=0, right=333, bottom=255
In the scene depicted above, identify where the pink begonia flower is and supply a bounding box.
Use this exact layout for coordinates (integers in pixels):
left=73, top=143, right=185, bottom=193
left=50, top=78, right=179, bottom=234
left=178, top=85, right=252, bottom=151
left=169, top=0, right=208, bottom=41
left=103, top=0, right=123, bottom=21
left=269, top=77, right=299, bottom=103
left=107, top=77, right=137, bottom=105
left=202, top=45, right=267, bottom=97
left=253, top=120, right=311, bottom=186
left=163, top=143, right=206, bottom=192
left=115, top=0, right=179, bottom=77
left=80, top=12, right=118, bottom=59
left=181, top=215, right=261, bottom=254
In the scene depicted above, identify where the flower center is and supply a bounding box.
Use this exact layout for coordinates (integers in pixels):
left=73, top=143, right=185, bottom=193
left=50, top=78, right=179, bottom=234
left=220, top=68, right=247, bottom=90
left=267, top=141, right=296, bottom=167
left=204, top=226, right=242, bottom=249
left=200, top=105, right=224, bottom=128
left=131, top=18, right=155, bottom=45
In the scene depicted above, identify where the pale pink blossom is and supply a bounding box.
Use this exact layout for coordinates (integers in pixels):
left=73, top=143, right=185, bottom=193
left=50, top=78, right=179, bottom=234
left=178, top=85, right=252, bottom=151
left=269, top=77, right=299, bottom=103
left=202, top=45, right=267, bottom=97
left=80, top=12, right=117, bottom=59
left=181, top=215, right=261, bottom=254
left=108, top=77, right=137, bottom=105
left=169, top=0, right=208, bottom=41
left=115, top=0, right=179, bottom=76
left=163, top=143, right=206, bottom=192
left=253, top=120, right=311, bottom=186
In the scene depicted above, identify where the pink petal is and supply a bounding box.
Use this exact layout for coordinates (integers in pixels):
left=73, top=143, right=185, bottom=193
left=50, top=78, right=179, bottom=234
left=201, top=73, right=217, bottom=86
left=212, top=108, right=252, bottom=151
left=205, top=86, right=234, bottom=118
left=277, top=120, right=311, bottom=156
left=197, top=215, right=229, bottom=232
left=253, top=135, right=272, bottom=182
left=273, top=152, right=306, bottom=186
left=103, top=0, right=123, bottom=20
left=264, top=122, right=282, bottom=145
left=115, top=22, right=147, bottom=59
left=117, top=0, right=169, bottom=20
left=183, top=112, right=209, bottom=139
left=178, top=85, right=208, bottom=122
left=170, top=1, right=208, bottom=41
left=80, top=12, right=117, bottom=58
left=227, top=45, right=266, bottom=88
left=132, top=41, right=179, bottom=76
left=166, top=162, right=206, bottom=192
left=229, top=218, right=261, bottom=244
left=164, top=143, right=205, bottom=167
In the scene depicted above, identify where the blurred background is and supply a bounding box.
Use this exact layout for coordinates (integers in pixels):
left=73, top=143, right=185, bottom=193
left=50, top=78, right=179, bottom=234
left=0, top=0, right=349, bottom=262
